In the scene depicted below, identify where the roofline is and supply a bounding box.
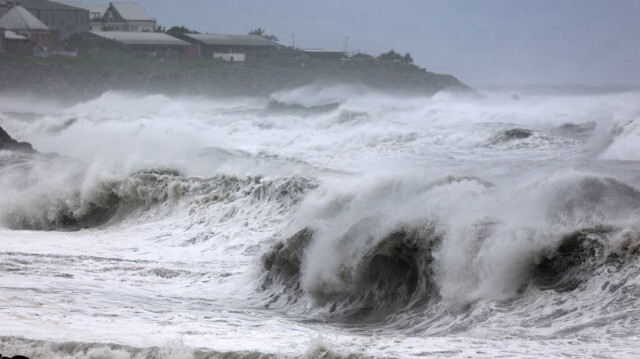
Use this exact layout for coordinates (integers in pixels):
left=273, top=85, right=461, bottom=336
left=89, top=30, right=191, bottom=46
left=107, top=2, right=154, bottom=21
left=182, top=33, right=281, bottom=47
left=0, top=5, right=50, bottom=30
left=20, top=0, right=87, bottom=11
left=302, top=49, right=347, bottom=53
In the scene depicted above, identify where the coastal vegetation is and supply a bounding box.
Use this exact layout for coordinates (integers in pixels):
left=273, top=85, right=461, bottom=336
left=166, top=25, right=201, bottom=36
left=377, top=50, right=414, bottom=64
left=248, top=28, right=279, bottom=41
left=0, top=34, right=468, bottom=99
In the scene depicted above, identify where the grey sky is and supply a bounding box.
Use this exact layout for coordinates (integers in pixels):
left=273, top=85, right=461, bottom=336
left=86, top=0, right=640, bottom=86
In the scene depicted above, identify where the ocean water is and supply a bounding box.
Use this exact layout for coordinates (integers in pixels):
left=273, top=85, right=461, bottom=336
left=1, top=85, right=640, bottom=358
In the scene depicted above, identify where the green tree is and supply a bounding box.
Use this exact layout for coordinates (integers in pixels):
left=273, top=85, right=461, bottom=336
left=402, top=53, right=413, bottom=64
left=377, top=50, right=402, bottom=63
left=377, top=50, right=414, bottom=64
left=249, top=28, right=279, bottom=41
left=167, top=26, right=200, bottom=36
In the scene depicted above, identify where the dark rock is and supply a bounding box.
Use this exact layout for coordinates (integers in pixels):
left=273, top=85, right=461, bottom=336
left=0, top=126, right=36, bottom=153
left=502, top=128, right=533, bottom=140
left=489, top=127, right=534, bottom=145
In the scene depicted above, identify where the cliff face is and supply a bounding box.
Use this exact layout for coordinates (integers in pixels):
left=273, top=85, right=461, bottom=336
left=0, top=54, right=469, bottom=99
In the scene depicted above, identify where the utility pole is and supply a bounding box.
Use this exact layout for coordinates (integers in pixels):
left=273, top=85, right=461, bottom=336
left=344, top=36, right=349, bottom=54
left=291, top=33, right=295, bottom=49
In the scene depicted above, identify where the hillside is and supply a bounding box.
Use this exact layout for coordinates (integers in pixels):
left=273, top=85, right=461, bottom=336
left=0, top=47, right=469, bottom=99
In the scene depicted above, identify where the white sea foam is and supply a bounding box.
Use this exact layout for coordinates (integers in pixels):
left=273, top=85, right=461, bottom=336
left=1, top=87, right=640, bottom=358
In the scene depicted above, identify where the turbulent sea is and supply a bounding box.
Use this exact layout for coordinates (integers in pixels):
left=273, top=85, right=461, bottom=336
left=1, top=85, right=640, bottom=358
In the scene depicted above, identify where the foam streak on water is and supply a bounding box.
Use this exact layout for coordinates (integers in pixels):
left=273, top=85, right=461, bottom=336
left=1, top=87, right=640, bottom=358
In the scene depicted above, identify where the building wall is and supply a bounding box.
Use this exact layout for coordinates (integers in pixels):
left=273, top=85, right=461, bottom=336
left=184, top=43, right=199, bottom=60
left=0, top=29, right=5, bottom=53
left=102, top=19, right=155, bottom=32
left=89, top=20, right=103, bottom=31
left=199, top=45, right=277, bottom=59
left=126, top=20, right=155, bottom=32
left=25, top=29, right=54, bottom=48
left=5, top=38, right=32, bottom=54
left=121, top=44, right=189, bottom=61
left=101, top=4, right=155, bottom=32
left=213, top=52, right=245, bottom=62
left=102, top=20, right=127, bottom=31
left=26, top=8, right=90, bottom=40
left=0, top=29, right=34, bottom=54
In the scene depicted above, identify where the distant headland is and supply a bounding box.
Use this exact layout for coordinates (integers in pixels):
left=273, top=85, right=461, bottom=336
left=0, top=46, right=469, bottom=99
left=0, top=1, right=469, bottom=98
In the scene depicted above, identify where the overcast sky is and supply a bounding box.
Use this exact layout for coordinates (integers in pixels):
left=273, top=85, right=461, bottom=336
left=85, top=0, right=640, bottom=86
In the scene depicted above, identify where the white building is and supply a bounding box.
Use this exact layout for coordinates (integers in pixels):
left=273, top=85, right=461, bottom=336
left=85, top=3, right=108, bottom=30
left=102, top=2, right=155, bottom=32
left=56, top=1, right=155, bottom=32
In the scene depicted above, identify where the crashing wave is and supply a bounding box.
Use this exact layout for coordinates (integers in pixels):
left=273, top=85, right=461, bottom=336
left=547, top=176, right=640, bottom=225
left=264, top=100, right=341, bottom=115
left=261, top=221, right=441, bottom=321
left=532, top=226, right=640, bottom=292
left=0, top=336, right=323, bottom=359
left=261, top=222, right=640, bottom=323
left=259, top=173, right=640, bottom=326
left=1, top=168, right=317, bottom=231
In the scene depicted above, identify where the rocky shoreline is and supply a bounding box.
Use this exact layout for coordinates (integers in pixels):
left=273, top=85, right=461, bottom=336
left=0, top=126, right=35, bottom=153
left=0, top=57, right=469, bottom=100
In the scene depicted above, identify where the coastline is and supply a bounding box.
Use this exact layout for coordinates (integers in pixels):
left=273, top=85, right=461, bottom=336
left=0, top=50, right=469, bottom=100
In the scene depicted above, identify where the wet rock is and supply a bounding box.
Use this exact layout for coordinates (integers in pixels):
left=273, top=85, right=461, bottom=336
left=502, top=128, right=533, bottom=140
left=0, top=126, right=36, bottom=153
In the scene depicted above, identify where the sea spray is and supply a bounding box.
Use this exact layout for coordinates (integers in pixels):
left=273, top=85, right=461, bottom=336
left=1, top=87, right=640, bottom=357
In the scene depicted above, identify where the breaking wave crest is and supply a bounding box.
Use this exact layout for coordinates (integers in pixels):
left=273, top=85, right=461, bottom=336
left=531, top=226, right=640, bottom=292
left=259, top=172, right=640, bottom=331
left=0, top=336, right=365, bottom=359
left=3, top=89, right=640, bottom=356
left=262, top=224, right=440, bottom=321
left=0, top=152, right=316, bottom=230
